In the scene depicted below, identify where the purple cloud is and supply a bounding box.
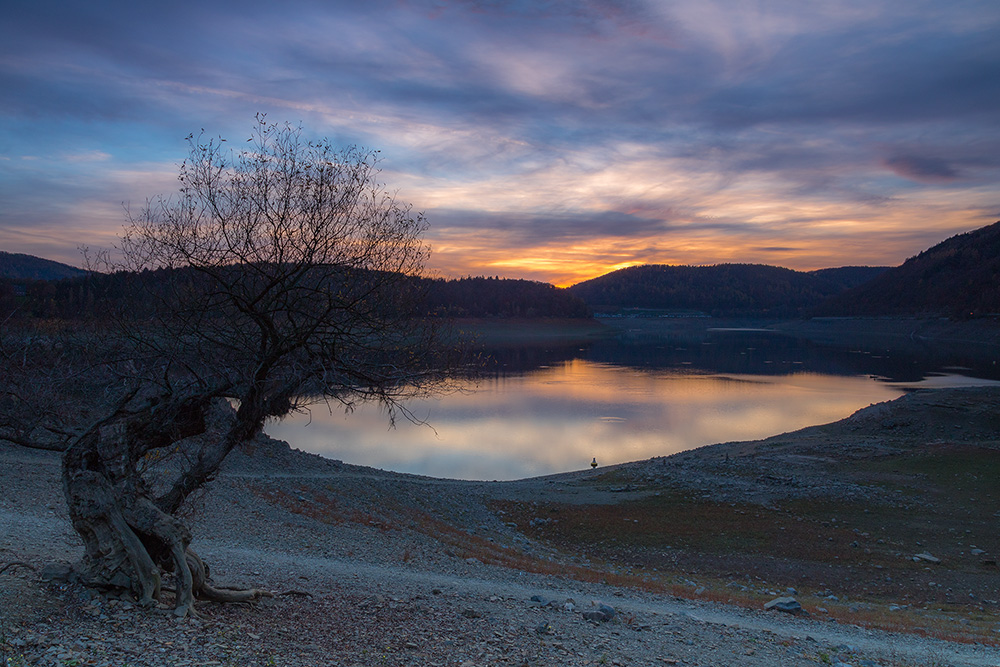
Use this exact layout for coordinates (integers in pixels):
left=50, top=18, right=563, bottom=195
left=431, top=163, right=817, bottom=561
left=2, top=0, right=1000, bottom=282
left=884, top=155, right=960, bottom=183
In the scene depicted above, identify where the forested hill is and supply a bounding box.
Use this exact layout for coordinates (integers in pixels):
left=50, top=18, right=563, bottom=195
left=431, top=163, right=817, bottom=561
left=0, top=251, right=85, bottom=281
left=808, top=266, right=890, bottom=291
left=812, top=221, right=1000, bottom=318
left=566, top=263, right=887, bottom=317
left=419, top=276, right=589, bottom=318
left=1, top=263, right=590, bottom=320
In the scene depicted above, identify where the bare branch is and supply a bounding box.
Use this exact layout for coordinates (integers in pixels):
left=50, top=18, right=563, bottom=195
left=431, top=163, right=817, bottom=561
left=5, top=116, right=462, bottom=617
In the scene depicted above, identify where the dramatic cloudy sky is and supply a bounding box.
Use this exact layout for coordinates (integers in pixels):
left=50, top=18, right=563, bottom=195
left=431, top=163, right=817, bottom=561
left=2, top=0, right=999, bottom=286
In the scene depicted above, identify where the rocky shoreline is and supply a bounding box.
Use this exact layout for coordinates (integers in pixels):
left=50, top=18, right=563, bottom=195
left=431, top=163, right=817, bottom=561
left=2, top=386, right=1000, bottom=666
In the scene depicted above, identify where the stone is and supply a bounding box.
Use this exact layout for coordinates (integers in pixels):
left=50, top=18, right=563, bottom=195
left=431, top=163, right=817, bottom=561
left=38, top=563, right=76, bottom=583
left=764, top=597, right=803, bottom=615
left=544, top=597, right=577, bottom=613
left=582, top=603, right=617, bottom=622
left=913, top=552, right=940, bottom=563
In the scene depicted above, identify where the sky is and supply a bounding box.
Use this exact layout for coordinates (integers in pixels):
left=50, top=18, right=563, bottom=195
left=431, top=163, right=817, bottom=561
left=2, top=1, right=999, bottom=287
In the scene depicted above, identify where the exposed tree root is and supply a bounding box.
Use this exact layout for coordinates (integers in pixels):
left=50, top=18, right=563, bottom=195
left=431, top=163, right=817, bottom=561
left=58, top=398, right=273, bottom=618
left=200, top=584, right=273, bottom=603
left=275, top=589, right=313, bottom=598
left=0, top=561, right=37, bottom=575
left=64, top=447, right=269, bottom=616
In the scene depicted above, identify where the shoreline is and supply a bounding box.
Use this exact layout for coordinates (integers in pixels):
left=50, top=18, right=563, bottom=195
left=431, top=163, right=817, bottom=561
left=268, top=315, right=1000, bottom=483
left=3, top=385, right=999, bottom=665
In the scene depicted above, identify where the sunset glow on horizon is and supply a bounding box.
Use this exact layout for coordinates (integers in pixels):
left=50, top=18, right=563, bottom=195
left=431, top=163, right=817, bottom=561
left=3, top=1, right=999, bottom=287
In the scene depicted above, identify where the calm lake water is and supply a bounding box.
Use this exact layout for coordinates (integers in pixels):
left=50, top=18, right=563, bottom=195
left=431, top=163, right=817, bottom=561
left=266, top=322, right=1000, bottom=481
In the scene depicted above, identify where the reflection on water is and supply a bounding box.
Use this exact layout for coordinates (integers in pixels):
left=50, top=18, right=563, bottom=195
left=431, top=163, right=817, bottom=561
left=266, top=324, right=1000, bottom=481
left=265, top=365, right=980, bottom=482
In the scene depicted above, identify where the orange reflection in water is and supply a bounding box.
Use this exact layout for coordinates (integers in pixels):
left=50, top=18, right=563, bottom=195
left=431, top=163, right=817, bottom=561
left=265, top=360, right=928, bottom=481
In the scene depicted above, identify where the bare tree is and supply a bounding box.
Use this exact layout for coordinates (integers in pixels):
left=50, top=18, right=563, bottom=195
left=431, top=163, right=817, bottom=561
left=1, top=116, right=457, bottom=617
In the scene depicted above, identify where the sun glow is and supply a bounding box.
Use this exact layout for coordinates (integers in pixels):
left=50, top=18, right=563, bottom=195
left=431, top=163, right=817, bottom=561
left=423, top=200, right=992, bottom=286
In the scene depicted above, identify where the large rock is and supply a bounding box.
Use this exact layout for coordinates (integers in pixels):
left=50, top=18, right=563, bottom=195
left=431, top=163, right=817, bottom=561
left=38, top=562, right=77, bottom=583
left=581, top=603, right=617, bottom=622
left=764, top=596, right=804, bottom=615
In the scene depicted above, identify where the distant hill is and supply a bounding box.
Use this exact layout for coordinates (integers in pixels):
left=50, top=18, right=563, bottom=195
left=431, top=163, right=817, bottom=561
left=807, top=266, right=890, bottom=291
left=567, top=263, right=887, bottom=317
left=813, top=221, right=1000, bottom=318
left=0, top=251, right=85, bottom=281
left=420, top=276, right=589, bottom=318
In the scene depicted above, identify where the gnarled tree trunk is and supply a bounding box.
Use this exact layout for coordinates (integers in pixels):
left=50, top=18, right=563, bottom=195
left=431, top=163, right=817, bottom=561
left=61, top=396, right=269, bottom=617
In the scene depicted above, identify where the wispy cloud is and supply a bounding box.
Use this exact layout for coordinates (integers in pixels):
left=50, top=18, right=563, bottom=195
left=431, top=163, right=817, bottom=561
left=2, top=0, right=999, bottom=282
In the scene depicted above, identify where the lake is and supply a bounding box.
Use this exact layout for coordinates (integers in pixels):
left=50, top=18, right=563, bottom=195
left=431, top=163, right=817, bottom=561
left=266, top=320, right=1000, bottom=481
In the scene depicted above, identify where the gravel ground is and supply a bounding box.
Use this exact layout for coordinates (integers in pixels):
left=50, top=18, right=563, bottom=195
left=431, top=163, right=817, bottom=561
left=2, top=389, right=1000, bottom=667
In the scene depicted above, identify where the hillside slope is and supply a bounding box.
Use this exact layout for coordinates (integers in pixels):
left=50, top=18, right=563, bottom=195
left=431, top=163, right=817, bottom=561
left=0, top=251, right=85, bottom=281
left=807, top=265, right=888, bottom=291
left=567, top=263, right=880, bottom=316
left=814, top=221, right=1000, bottom=317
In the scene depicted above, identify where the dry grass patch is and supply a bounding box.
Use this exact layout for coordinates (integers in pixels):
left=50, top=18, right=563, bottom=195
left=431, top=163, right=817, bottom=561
left=252, top=485, right=397, bottom=531
left=493, top=494, right=1000, bottom=646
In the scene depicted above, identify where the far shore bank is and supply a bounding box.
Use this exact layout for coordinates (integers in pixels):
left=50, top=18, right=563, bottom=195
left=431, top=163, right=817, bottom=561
left=454, top=314, right=1000, bottom=354
left=771, top=315, right=1000, bottom=354
left=587, top=314, right=1000, bottom=370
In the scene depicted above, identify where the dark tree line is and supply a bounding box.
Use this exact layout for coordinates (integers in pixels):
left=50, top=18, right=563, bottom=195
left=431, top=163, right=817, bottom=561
left=419, top=276, right=589, bottom=318
left=567, top=263, right=855, bottom=317
left=2, top=270, right=591, bottom=322
left=813, top=221, right=1000, bottom=319
left=565, top=222, right=1000, bottom=320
